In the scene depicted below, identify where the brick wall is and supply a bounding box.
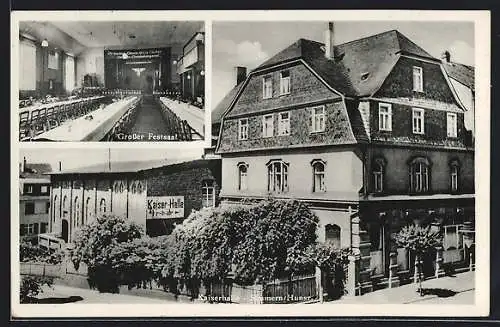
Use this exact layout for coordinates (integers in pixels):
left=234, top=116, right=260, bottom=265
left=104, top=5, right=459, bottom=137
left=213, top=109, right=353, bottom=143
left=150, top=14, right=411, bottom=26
left=218, top=100, right=356, bottom=153
left=228, top=62, right=340, bottom=117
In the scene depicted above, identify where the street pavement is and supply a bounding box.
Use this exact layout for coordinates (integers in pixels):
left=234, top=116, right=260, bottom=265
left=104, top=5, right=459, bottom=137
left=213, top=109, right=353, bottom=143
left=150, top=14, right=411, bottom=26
left=333, top=271, right=475, bottom=305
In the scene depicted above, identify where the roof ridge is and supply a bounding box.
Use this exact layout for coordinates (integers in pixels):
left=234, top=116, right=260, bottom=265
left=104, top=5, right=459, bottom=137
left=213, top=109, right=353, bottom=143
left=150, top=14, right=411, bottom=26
left=295, top=30, right=399, bottom=49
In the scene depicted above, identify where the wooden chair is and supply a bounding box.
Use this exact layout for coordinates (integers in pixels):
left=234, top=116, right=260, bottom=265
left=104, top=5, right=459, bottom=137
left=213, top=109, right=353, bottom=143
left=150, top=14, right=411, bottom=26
left=30, top=108, right=47, bottom=136
left=45, top=107, right=59, bottom=130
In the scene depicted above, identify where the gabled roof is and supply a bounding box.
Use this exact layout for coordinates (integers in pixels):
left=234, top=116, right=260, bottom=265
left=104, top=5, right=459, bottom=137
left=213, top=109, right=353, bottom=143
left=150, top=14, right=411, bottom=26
left=211, top=81, right=244, bottom=126
left=443, top=61, right=475, bottom=90
left=20, top=163, right=52, bottom=179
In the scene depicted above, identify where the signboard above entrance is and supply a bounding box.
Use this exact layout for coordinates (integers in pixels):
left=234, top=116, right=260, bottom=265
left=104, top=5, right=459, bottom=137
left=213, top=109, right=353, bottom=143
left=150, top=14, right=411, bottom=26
left=146, top=196, right=184, bottom=219
left=104, top=48, right=167, bottom=60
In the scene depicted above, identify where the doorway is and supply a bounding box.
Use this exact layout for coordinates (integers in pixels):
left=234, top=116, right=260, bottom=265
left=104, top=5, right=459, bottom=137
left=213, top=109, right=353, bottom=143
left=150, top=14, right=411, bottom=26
left=61, top=219, right=69, bottom=243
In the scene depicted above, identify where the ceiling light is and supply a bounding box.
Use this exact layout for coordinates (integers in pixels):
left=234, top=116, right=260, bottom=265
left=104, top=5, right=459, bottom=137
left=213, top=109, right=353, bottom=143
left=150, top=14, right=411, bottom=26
left=41, top=39, right=48, bottom=47
left=200, top=70, right=205, bottom=76
left=173, top=60, right=177, bottom=65
left=187, top=74, right=191, bottom=80
left=122, top=53, right=129, bottom=60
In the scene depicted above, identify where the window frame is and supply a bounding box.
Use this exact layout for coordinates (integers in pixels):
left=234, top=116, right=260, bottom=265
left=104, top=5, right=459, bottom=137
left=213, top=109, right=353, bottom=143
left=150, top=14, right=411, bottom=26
left=412, top=66, right=423, bottom=92
left=378, top=103, right=392, bottom=132
left=372, top=159, right=385, bottom=193
left=447, top=112, right=458, bottom=138
left=278, top=111, right=291, bottom=136
left=311, top=159, right=326, bottom=193
left=262, top=114, right=274, bottom=138
left=99, top=198, right=106, bottom=214
left=238, top=118, right=249, bottom=140
left=201, top=180, right=216, bottom=208
left=279, top=70, right=291, bottom=95
left=409, top=158, right=431, bottom=193
left=262, top=75, right=273, bottom=99
left=237, top=163, right=249, bottom=191
left=311, top=105, right=326, bottom=133
left=25, top=185, right=33, bottom=194
left=412, top=108, right=425, bottom=135
left=267, top=160, right=289, bottom=193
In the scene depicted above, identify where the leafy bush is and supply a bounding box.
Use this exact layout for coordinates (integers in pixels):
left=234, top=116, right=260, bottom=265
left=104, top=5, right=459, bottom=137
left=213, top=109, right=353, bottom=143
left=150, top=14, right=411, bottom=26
left=20, top=276, right=54, bottom=303
left=20, top=241, right=64, bottom=265
left=70, top=214, right=144, bottom=293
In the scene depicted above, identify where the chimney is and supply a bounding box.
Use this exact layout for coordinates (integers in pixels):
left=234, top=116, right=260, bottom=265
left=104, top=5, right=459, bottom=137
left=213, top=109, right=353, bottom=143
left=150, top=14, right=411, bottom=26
left=21, top=157, right=27, bottom=173
left=441, top=50, right=451, bottom=63
left=324, top=22, right=336, bottom=60
left=58, top=161, right=62, bottom=172
left=235, top=66, right=247, bottom=85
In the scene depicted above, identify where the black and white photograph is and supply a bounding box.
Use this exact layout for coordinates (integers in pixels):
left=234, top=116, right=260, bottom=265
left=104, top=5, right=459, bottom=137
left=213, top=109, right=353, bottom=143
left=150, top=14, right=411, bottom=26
left=17, top=20, right=206, bottom=142
left=11, top=10, right=490, bottom=318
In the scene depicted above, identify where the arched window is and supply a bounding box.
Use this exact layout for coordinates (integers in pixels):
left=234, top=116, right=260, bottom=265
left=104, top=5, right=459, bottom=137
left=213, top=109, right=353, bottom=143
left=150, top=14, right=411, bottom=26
left=267, top=160, right=289, bottom=193
left=99, top=198, right=106, bottom=213
left=202, top=180, right=215, bottom=208
left=137, top=181, right=144, bottom=194
left=409, top=157, right=431, bottom=193
left=53, top=195, right=58, bottom=223
left=449, top=160, right=460, bottom=192
left=62, top=195, right=68, bottom=217
left=237, top=162, right=248, bottom=191
left=372, top=158, right=386, bottom=193
left=325, top=224, right=341, bottom=249
left=131, top=181, right=137, bottom=194
left=85, top=197, right=91, bottom=224
left=311, top=159, right=326, bottom=192
left=74, top=197, right=79, bottom=227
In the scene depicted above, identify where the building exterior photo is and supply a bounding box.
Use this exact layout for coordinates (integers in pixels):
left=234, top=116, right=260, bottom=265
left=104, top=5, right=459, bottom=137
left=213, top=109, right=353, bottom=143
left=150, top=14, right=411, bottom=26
left=213, top=23, right=475, bottom=295
left=43, top=158, right=221, bottom=245
left=19, top=157, right=52, bottom=240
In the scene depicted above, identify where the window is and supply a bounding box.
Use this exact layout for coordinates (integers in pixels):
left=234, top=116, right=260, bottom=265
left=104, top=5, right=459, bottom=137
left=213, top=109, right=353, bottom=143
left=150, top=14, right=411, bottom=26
left=447, top=112, right=458, bottom=138
left=74, top=197, right=80, bottom=227
left=24, top=185, right=33, bottom=194
left=409, top=158, right=430, bottom=193
left=65, top=54, right=75, bottom=92
left=202, top=180, right=216, bottom=208
left=278, top=112, right=290, bottom=136
left=373, top=159, right=385, bottom=193
left=412, top=108, right=425, bottom=134
left=280, top=70, right=291, bottom=95
left=325, top=224, right=341, bottom=249
left=45, top=202, right=50, bottom=214
left=262, top=114, right=274, bottom=138
left=238, top=118, right=249, bottom=140
left=311, top=160, right=326, bottom=192
left=311, top=106, right=326, bottom=133
left=263, top=76, right=273, bottom=99
left=19, top=40, right=36, bottom=90
left=99, top=198, right=106, bottom=213
left=237, top=163, right=248, bottom=191
left=378, top=103, right=392, bottom=131
left=24, top=202, right=35, bottom=215
left=21, top=223, right=35, bottom=236
left=450, top=160, right=460, bottom=192
left=413, top=66, right=423, bottom=92
left=41, top=186, right=49, bottom=194
left=267, top=160, right=289, bottom=193
left=48, top=51, right=59, bottom=70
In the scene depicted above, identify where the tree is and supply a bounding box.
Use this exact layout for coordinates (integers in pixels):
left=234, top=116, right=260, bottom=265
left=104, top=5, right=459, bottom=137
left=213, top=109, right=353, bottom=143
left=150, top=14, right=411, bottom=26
left=394, top=224, right=442, bottom=296
left=20, top=276, right=54, bottom=303
left=70, top=214, right=143, bottom=293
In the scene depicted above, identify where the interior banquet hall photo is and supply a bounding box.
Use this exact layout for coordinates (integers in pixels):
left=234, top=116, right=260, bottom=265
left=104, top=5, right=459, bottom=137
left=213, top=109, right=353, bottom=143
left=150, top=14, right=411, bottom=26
left=17, top=20, right=206, bottom=142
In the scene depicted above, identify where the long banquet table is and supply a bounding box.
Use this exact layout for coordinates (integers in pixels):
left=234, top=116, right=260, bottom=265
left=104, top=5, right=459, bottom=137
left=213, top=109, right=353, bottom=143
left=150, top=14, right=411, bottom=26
left=158, top=97, right=205, bottom=137
left=32, top=96, right=140, bottom=141
left=20, top=96, right=106, bottom=116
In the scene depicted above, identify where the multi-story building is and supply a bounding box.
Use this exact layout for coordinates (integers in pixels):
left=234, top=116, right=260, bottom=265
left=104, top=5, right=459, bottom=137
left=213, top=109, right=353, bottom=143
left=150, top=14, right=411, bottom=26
left=176, top=31, right=205, bottom=104
left=19, top=157, right=52, bottom=241
left=43, top=158, right=221, bottom=246
left=214, top=23, right=475, bottom=295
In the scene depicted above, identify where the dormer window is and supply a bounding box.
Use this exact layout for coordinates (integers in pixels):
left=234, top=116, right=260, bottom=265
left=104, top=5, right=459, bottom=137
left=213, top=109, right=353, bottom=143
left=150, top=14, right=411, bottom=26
left=361, top=72, right=370, bottom=81
left=263, top=76, right=273, bottom=99
left=280, top=70, right=291, bottom=95
left=413, top=66, right=423, bottom=92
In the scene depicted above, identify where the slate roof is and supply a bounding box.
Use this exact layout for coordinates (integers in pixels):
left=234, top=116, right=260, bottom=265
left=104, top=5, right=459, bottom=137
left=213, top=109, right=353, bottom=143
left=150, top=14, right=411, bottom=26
left=211, top=81, right=244, bottom=127
left=20, top=163, right=52, bottom=179
left=48, top=158, right=218, bottom=175
left=443, top=61, right=475, bottom=90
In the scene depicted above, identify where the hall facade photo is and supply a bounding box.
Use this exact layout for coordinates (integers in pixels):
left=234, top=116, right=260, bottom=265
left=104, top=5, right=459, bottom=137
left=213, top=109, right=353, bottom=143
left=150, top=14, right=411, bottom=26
left=17, top=20, right=206, bottom=142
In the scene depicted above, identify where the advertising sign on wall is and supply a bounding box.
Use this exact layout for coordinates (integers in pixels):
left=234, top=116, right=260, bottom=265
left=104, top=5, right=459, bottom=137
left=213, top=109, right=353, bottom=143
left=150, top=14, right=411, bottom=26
left=146, top=196, right=184, bottom=219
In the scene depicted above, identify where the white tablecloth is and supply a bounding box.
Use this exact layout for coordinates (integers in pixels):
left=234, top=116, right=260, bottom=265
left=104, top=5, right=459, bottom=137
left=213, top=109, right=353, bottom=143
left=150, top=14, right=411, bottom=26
left=33, top=96, right=140, bottom=141
left=158, top=97, right=205, bottom=137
